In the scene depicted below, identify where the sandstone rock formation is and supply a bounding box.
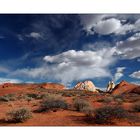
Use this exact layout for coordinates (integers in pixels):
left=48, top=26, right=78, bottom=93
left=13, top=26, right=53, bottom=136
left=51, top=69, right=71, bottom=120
left=111, top=80, right=138, bottom=94
left=74, top=80, right=97, bottom=92
left=1, top=83, right=14, bottom=88
left=41, top=83, right=65, bottom=90
left=106, top=81, right=115, bottom=92
left=129, top=86, right=140, bottom=94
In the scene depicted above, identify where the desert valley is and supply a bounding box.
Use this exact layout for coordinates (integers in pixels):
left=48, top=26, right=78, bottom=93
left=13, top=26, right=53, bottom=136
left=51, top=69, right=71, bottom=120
left=0, top=14, right=140, bottom=127
left=0, top=80, right=140, bottom=126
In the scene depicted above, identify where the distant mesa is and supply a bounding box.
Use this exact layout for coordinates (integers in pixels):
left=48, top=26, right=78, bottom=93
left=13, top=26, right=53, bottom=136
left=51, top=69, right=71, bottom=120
left=41, top=83, right=66, bottom=90
left=74, top=80, right=98, bottom=92
left=111, top=80, right=139, bottom=94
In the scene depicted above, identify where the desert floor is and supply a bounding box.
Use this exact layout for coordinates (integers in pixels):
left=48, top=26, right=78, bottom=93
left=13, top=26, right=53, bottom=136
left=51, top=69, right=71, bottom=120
left=0, top=84, right=140, bottom=126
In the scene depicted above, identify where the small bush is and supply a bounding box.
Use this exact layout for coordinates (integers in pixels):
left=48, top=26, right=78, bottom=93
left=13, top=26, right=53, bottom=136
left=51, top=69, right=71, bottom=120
left=39, top=94, right=49, bottom=99
left=123, top=94, right=140, bottom=103
left=62, top=92, right=74, bottom=97
left=0, top=94, right=16, bottom=102
left=7, top=108, right=32, bottom=123
left=112, top=94, right=124, bottom=99
left=112, top=94, right=124, bottom=103
left=26, top=93, right=39, bottom=99
left=132, top=102, right=140, bottom=112
left=73, top=98, right=90, bottom=111
left=94, top=106, right=127, bottom=124
left=25, top=96, right=33, bottom=102
left=24, top=93, right=49, bottom=101
left=97, top=97, right=113, bottom=103
left=115, top=98, right=123, bottom=105
left=39, top=95, right=68, bottom=112
left=81, top=106, right=94, bottom=117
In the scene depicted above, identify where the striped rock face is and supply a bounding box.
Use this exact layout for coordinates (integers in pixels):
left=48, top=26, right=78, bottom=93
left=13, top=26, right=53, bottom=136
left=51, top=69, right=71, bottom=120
left=74, top=80, right=96, bottom=92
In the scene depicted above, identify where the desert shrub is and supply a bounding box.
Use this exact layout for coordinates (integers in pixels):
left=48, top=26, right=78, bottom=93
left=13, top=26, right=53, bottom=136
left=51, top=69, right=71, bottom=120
left=26, top=93, right=39, bottom=99
left=25, top=96, right=33, bottom=102
left=39, top=95, right=68, bottom=112
left=115, top=98, right=123, bottom=105
left=94, top=106, right=127, bottom=124
left=123, top=94, right=140, bottom=103
left=0, top=94, right=16, bottom=102
left=7, top=108, right=32, bottom=123
left=112, top=94, right=124, bottom=102
left=97, top=97, right=113, bottom=103
left=112, top=94, right=124, bottom=99
left=81, top=106, right=94, bottom=117
left=24, top=93, right=49, bottom=101
left=73, top=98, right=90, bottom=111
left=39, top=94, right=49, bottom=99
left=132, top=102, right=140, bottom=112
left=62, top=92, right=74, bottom=97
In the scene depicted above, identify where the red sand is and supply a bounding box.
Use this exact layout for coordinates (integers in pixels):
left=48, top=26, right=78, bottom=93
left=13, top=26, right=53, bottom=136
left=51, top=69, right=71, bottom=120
left=0, top=82, right=140, bottom=126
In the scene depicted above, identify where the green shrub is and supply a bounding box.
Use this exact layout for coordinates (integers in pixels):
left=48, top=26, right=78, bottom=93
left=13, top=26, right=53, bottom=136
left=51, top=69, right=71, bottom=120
left=7, top=108, right=32, bottom=123
left=73, top=98, right=90, bottom=111
left=94, top=106, right=127, bottom=124
left=0, top=94, right=16, bottom=102
left=39, top=95, right=68, bottom=112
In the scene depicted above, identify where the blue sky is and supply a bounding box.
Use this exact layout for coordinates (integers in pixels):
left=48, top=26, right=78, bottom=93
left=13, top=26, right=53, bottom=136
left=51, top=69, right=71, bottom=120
left=0, top=14, right=140, bottom=88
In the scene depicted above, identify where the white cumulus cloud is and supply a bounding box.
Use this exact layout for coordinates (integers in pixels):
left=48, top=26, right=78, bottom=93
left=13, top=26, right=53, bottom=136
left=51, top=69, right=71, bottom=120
left=11, top=48, right=116, bottom=85
left=116, top=38, right=140, bottom=59
left=127, top=32, right=140, bottom=41
left=0, top=77, right=22, bottom=84
left=26, top=32, right=43, bottom=39
left=94, top=18, right=121, bottom=35
left=80, top=15, right=140, bottom=35
left=130, top=70, right=140, bottom=79
left=114, top=67, right=126, bottom=82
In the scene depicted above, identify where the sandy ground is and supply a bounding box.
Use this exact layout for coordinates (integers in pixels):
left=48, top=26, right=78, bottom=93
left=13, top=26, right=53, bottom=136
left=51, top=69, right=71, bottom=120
left=0, top=84, right=140, bottom=126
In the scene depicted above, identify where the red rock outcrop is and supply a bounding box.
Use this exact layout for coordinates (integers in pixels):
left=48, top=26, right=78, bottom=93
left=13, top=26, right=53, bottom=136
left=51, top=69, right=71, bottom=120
left=131, top=86, right=140, bottom=94
left=111, top=80, right=138, bottom=94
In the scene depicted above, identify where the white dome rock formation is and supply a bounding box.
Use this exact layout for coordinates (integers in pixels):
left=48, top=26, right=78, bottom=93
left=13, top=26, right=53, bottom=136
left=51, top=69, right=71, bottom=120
left=74, top=80, right=97, bottom=92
